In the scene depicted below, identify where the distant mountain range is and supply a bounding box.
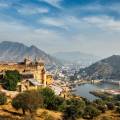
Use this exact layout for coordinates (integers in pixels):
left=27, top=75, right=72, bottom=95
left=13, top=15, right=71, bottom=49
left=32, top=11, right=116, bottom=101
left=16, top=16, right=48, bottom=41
left=53, top=51, right=100, bottom=67
left=0, top=41, right=61, bottom=66
left=78, top=55, right=120, bottom=80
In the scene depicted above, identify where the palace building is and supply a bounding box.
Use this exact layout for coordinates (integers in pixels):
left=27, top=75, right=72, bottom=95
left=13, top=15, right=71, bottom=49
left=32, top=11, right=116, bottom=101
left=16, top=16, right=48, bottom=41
left=0, top=58, right=54, bottom=92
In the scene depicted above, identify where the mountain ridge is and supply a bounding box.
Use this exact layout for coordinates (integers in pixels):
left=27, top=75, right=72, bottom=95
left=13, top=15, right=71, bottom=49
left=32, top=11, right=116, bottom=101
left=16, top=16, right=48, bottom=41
left=78, top=55, right=120, bottom=80
left=0, top=41, right=61, bottom=66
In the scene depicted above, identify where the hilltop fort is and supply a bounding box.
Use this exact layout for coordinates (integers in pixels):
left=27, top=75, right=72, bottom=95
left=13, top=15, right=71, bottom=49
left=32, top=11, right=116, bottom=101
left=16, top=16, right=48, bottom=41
left=0, top=57, right=53, bottom=92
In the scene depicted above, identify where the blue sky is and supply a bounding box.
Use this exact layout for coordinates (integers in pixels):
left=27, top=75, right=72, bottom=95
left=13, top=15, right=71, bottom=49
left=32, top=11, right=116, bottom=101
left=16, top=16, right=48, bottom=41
left=0, top=0, right=120, bottom=57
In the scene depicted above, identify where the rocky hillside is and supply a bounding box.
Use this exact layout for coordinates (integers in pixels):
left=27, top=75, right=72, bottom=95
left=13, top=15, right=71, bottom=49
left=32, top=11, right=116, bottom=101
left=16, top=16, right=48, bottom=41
left=0, top=41, right=61, bottom=66
left=78, top=55, right=120, bottom=80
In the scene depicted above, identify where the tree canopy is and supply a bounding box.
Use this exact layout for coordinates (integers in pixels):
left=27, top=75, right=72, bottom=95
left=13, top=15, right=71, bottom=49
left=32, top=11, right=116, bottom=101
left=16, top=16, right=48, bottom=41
left=12, top=90, right=43, bottom=115
left=3, top=70, right=21, bottom=91
left=39, top=87, right=56, bottom=110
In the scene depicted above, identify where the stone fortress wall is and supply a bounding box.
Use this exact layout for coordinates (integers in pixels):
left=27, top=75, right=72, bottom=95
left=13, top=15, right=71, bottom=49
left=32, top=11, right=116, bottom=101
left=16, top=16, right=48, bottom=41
left=0, top=57, right=47, bottom=86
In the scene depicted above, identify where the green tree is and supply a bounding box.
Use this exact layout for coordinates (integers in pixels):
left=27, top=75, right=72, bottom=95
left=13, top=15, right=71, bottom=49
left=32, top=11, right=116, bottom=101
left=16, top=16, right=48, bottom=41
left=3, top=70, right=21, bottom=91
left=93, top=99, right=107, bottom=113
left=0, top=92, right=7, bottom=105
left=12, top=90, right=43, bottom=115
left=63, top=98, right=86, bottom=120
left=83, top=105, right=101, bottom=119
left=66, top=98, right=85, bottom=109
left=53, top=96, right=65, bottom=111
left=97, top=105, right=107, bottom=113
left=114, top=95, right=120, bottom=101
left=116, top=107, right=120, bottom=113
left=93, top=99, right=105, bottom=106
left=39, top=87, right=56, bottom=110
left=63, top=105, right=79, bottom=120
left=106, top=102, right=115, bottom=110
left=115, top=101, right=120, bottom=107
left=58, top=101, right=67, bottom=112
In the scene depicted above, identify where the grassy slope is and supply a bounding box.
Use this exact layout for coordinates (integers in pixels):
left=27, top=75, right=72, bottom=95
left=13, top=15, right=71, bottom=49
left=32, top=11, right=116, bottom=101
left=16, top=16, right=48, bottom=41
left=0, top=104, right=62, bottom=120
left=0, top=104, right=120, bottom=120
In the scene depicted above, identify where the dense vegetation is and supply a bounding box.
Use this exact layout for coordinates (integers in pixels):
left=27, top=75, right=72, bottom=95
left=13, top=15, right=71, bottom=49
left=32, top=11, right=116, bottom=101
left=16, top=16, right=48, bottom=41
left=3, top=70, right=21, bottom=91
left=0, top=70, right=119, bottom=120
left=10, top=87, right=120, bottom=120
left=12, top=90, right=43, bottom=115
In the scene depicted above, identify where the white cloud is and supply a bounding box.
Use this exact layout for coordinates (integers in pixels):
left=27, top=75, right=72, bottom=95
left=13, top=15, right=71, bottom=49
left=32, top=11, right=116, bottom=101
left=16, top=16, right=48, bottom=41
left=0, top=3, right=9, bottom=8
left=0, top=20, right=64, bottom=52
left=18, top=6, right=49, bottom=15
left=40, top=0, right=62, bottom=8
left=38, top=17, right=67, bottom=29
left=1, top=16, right=120, bottom=57
left=38, top=15, right=120, bottom=32
left=83, top=16, right=120, bottom=31
left=38, top=16, right=82, bottom=30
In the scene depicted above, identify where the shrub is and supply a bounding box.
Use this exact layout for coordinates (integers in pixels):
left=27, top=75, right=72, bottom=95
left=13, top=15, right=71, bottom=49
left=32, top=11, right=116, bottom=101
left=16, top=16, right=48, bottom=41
left=106, top=102, right=115, bottom=110
left=66, top=98, right=85, bottom=109
left=93, top=99, right=107, bottom=113
left=93, top=99, right=105, bottom=106
left=58, top=102, right=67, bottom=112
left=39, top=87, right=56, bottom=110
left=63, top=105, right=79, bottom=120
left=115, top=101, right=120, bottom=107
left=52, top=96, right=65, bottom=111
left=0, top=92, right=7, bottom=105
left=83, top=105, right=101, bottom=119
left=12, top=90, right=43, bottom=115
left=3, top=70, right=21, bottom=91
left=97, top=105, right=107, bottom=113
left=116, top=107, right=120, bottom=113
left=114, top=95, right=120, bottom=101
left=82, top=97, right=91, bottom=105
left=63, top=98, right=86, bottom=120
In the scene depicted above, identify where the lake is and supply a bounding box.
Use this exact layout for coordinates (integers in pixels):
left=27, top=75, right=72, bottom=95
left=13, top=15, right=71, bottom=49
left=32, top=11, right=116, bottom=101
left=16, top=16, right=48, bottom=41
left=73, top=82, right=120, bottom=101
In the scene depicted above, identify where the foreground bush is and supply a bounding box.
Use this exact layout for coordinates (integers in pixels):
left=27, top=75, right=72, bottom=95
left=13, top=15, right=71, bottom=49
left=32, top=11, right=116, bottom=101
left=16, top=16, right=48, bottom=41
left=93, top=99, right=105, bottom=106
left=63, top=98, right=86, bottom=120
left=12, top=90, right=43, bottom=115
left=53, top=96, right=65, bottom=111
left=63, top=105, right=79, bottom=120
left=39, top=87, right=56, bottom=110
left=83, top=105, right=101, bottom=119
left=106, top=102, right=115, bottom=110
left=97, top=105, right=107, bottom=113
left=66, top=98, right=85, bottom=108
left=114, top=95, right=120, bottom=101
left=0, top=92, right=7, bottom=105
left=116, top=107, right=120, bottom=113
left=93, top=99, right=107, bottom=113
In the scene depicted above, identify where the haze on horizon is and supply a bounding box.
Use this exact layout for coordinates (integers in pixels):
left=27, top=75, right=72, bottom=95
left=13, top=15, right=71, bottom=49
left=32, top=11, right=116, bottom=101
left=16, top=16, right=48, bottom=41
left=0, top=0, right=120, bottom=58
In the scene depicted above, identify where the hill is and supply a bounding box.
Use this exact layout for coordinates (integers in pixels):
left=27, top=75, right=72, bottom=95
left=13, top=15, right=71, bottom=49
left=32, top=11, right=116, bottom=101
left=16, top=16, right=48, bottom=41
left=53, top=51, right=100, bottom=67
left=0, top=41, right=61, bottom=66
left=78, top=55, right=120, bottom=80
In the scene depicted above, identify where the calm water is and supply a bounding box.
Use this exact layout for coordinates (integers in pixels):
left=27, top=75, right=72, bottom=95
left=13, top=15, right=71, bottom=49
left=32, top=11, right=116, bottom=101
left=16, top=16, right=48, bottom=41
left=73, top=83, right=120, bottom=101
